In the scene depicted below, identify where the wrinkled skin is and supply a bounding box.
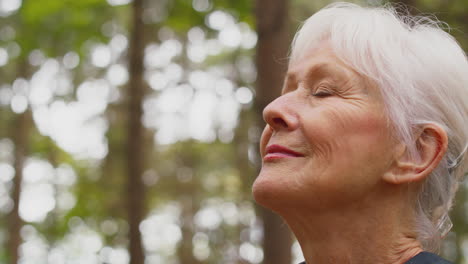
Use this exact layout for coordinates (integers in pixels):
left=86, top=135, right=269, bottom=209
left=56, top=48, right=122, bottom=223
left=253, top=44, right=396, bottom=213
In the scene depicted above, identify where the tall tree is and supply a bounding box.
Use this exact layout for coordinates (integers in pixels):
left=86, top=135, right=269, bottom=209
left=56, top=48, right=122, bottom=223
left=7, top=110, right=31, bottom=264
left=126, top=0, right=146, bottom=263
left=254, top=0, right=292, bottom=264
left=5, top=57, right=31, bottom=264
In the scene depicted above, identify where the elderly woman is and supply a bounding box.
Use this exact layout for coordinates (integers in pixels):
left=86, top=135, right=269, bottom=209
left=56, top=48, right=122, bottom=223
left=252, top=2, right=468, bottom=264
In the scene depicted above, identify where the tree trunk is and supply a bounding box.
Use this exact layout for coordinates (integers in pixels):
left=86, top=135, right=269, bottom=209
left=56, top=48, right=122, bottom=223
left=254, top=0, right=292, bottom=264
left=255, top=0, right=290, bottom=108
left=126, top=0, right=146, bottom=263
left=7, top=109, right=31, bottom=264
left=177, top=195, right=201, bottom=264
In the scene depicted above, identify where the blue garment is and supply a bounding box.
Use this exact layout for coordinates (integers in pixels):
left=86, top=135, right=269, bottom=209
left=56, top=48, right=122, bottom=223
left=298, top=252, right=453, bottom=264
left=405, top=252, right=453, bottom=264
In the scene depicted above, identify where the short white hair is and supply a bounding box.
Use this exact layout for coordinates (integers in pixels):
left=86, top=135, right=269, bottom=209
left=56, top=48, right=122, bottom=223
left=290, top=2, right=468, bottom=251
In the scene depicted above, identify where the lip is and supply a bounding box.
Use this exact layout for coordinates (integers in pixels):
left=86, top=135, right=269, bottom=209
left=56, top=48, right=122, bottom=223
left=264, top=144, right=304, bottom=161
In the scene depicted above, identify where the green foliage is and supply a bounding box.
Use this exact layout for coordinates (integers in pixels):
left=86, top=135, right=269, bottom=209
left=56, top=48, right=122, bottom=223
left=165, top=0, right=206, bottom=32
left=165, top=0, right=253, bottom=33
left=16, top=0, right=112, bottom=57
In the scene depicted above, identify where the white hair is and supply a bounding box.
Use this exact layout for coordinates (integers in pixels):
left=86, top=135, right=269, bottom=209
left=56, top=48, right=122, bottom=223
left=290, top=2, right=468, bottom=251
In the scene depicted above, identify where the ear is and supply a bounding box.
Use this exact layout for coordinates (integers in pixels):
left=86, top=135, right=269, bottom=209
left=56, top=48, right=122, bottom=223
left=383, top=124, right=448, bottom=185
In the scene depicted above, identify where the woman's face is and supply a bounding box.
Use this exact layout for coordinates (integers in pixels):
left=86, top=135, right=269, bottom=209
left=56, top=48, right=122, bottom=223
left=253, top=44, right=398, bottom=213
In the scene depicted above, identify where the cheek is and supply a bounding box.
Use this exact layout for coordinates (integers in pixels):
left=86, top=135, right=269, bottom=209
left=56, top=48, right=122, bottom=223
left=287, top=108, right=393, bottom=208
left=332, top=110, right=391, bottom=171
left=300, top=106, right=392, bottom=182
left=304, top=105, right=389, bottom=152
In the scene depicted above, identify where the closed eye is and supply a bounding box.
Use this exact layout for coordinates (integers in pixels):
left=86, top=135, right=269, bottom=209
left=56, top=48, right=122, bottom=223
left=312, top=88, right=333, bottom=97
left=310, top=81, right=336, bottom=97
left=313, top=91, right=332, bottom=97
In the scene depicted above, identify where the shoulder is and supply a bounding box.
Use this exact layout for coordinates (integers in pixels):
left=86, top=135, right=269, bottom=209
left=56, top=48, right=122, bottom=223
left=405, top=252, right=453, bottom=264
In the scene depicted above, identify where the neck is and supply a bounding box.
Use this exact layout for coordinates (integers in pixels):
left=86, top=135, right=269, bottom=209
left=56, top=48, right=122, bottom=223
left=282, top=185, right=423, bottom=264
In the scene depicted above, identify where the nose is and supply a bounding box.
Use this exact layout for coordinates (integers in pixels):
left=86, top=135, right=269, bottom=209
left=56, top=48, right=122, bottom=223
left=262, top=94, right=299, bottom=131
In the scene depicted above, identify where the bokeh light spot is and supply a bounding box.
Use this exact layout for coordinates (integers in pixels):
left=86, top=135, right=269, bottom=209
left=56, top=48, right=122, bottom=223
left=107, top=64, right=129, bottom=86
left=63, top=51, right=80, bottom=69
left=0, top=0, right=22, bottom=16
left=235, top=87, right=253, bottom=104
left=207, top=10, right=232, bottom=30
left=91, top=44, right=112, bottom=68
left=19, top=183, right=56, bottom=222
left=107, top=0, right=131, bottom=6
left=10, top=94, right=28, bottom=113
left=0, top=162, right=14, bottom=181
left=192, top=0, right=211, bottom=12
left=0, top=47, right=8, bottom=66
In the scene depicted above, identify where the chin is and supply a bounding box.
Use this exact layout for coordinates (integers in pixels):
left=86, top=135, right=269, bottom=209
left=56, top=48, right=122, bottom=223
left=252, top=173, right=294, bottom=212
left=252, top=176, right=271, bottom=206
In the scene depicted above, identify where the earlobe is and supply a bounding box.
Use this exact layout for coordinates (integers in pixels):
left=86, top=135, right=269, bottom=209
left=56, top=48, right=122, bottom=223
left=383, top=124, right=448, bottom=185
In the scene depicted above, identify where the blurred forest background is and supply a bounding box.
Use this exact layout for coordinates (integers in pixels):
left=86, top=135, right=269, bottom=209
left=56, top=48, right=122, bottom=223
left=0, top=0, right=467, bottom=263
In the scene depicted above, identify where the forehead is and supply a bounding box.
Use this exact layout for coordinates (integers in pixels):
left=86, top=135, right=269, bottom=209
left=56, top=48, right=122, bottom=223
left=284, top=44, right=374, bottom=95
left=287, top=45, right=350, bottom=81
